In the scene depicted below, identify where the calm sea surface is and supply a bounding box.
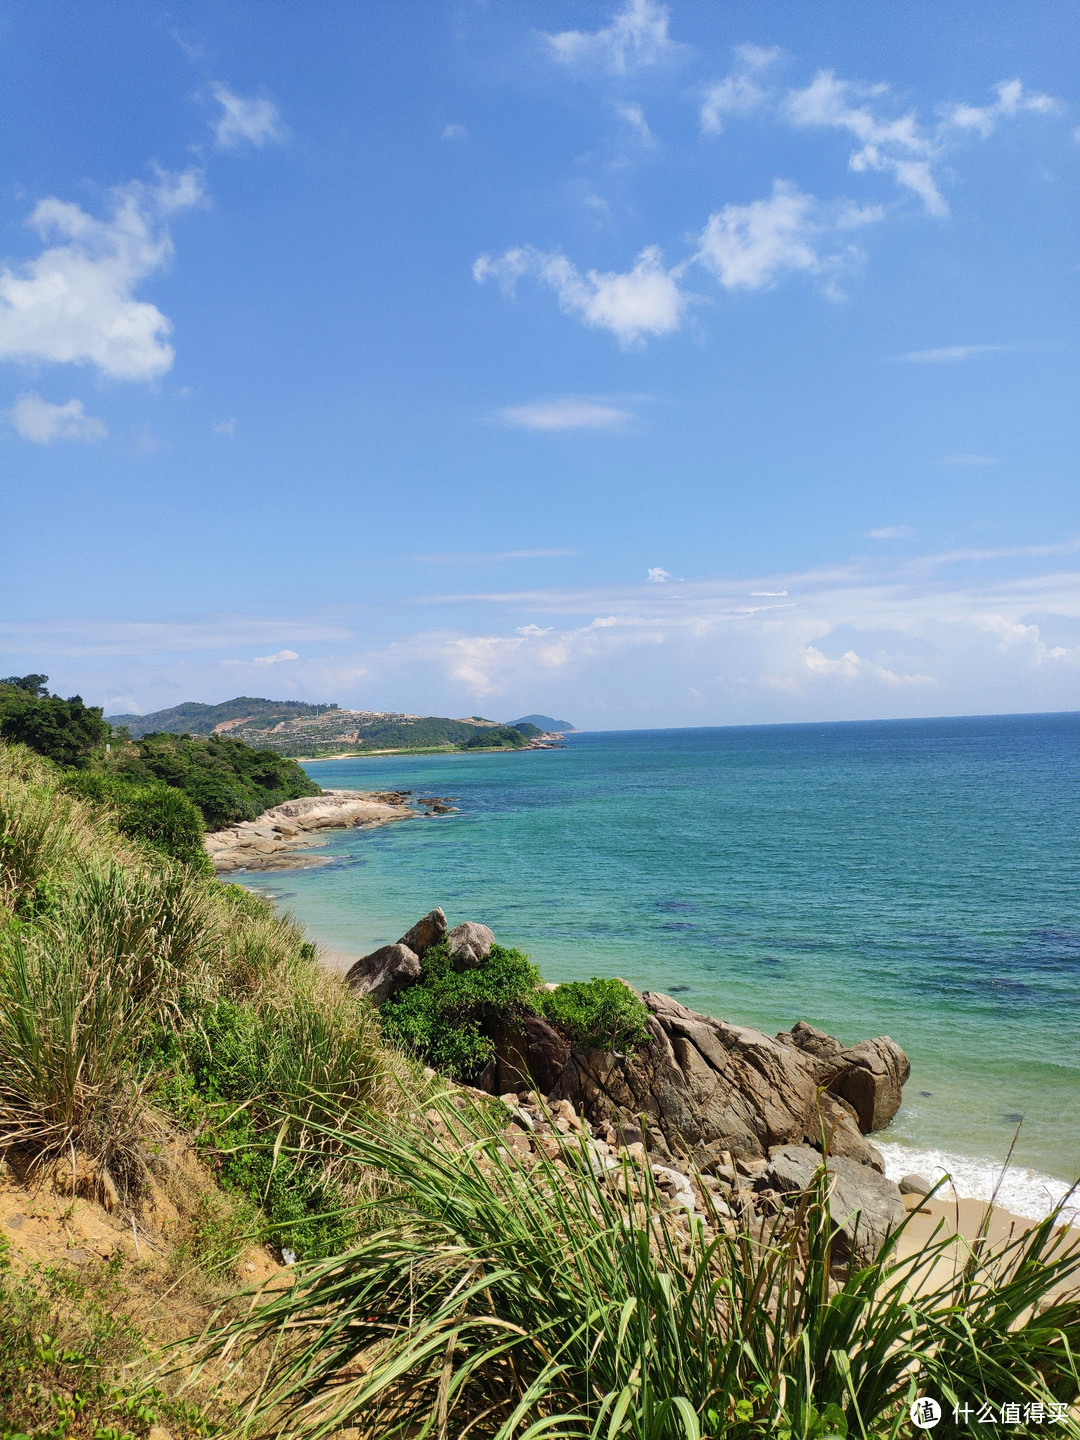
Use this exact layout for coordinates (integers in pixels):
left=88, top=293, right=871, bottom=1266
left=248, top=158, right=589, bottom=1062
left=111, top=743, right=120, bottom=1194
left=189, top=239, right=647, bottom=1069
left=241, top=715, right=1080, bottom=1215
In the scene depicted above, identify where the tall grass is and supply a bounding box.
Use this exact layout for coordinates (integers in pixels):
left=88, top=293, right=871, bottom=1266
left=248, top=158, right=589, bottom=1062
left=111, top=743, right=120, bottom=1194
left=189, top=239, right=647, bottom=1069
left=0, top=739, right=403, bottom=1211
left=207, top=1093, right=1080, bottom=1440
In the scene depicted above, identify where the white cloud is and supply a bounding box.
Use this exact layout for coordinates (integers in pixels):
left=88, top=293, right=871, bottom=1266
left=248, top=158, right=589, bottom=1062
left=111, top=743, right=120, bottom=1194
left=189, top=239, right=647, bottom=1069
left=0, top=169, right=204, bottom=380
left=943, top=79, right=1061, bottom=139
left=211, top=84, right=285, bottom=149
left=213, top=417, right=237, bottom=437
left=441, top=123, right=468, bottom=141
left=613, top=101, right=654, bottom=145
left=544, top=0, right=687, bottom=76
left=497, top=397, right=633, bottom=430
left=251, top=648, right=298, bottom=666
left=12, top=544, right=1080, bottom=724
left=8, top=392, right=107, bottom=444
left=647, top=567, right=671, bottom=583
left=896, top=344, right=1011, bottom=363
left=693, top=181, right=820, bottom=290
left=867, top=526, right=914, bottom=540
left=700, top=43, right=780, bottom=134
left=783, top=70, right=949, bottom=215
left=474, top=244, right=687, bottom=346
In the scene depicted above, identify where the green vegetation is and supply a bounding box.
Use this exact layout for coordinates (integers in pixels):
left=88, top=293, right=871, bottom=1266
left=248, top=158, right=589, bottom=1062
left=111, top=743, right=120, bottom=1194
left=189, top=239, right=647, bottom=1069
left=207, top=1091, right=1080, bottom=1440
left=538, top=976, right=653, bottom=1051
left=63, top=771, right=211, bottom=874
left=458, top=723, right=532, bottom=750
left=104, top=731, right=320, bottom=829
left=380, top=939, right=541, bottom=1081
left=1, top=676, right=109, bottom=771
left=380, top=944, right=653, bottom=1081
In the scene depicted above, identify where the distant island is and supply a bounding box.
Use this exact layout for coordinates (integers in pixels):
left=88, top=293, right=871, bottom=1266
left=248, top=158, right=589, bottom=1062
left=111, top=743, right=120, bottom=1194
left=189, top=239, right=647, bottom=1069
left=106, top=695, right=574, bottom=758
left=510, top=713, right=577, bottom=734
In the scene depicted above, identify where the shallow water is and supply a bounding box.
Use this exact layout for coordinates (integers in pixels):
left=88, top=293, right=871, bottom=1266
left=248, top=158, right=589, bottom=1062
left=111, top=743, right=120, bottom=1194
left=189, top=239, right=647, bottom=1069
left=241, top=714, right=1080, bottom=1214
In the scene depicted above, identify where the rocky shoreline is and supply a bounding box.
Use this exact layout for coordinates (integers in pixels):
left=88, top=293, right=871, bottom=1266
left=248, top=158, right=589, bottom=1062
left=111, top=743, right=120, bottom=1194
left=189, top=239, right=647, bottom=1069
left=204, top=788, right=442, bottom=872
left=343, top=906, right=925, bottom=1263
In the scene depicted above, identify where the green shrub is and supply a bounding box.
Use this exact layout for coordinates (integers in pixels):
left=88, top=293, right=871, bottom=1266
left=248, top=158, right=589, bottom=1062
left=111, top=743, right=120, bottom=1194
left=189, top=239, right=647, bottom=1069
left=64, top=772, right=212, bottom=875
left=380, top=941, right=541, bottom=1082
left=458, top=724, right=528, bottom=750
left=539, top=976, right=652, bottom=1051
left=107, top=732, right=320, bottom=829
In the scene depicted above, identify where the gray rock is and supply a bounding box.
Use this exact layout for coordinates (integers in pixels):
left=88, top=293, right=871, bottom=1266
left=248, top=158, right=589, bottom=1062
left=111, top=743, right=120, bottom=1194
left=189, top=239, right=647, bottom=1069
left=447, top=920, right=495, bottom=967
left=550, top=992, right=897, bottom=1169
left=398, top=908, right=447, bottom=956
left=483, top=1013, right=572, bottom=1096
left=898, top=1172, right=935, bottom=1196
left=763, top=1144, right=905, bottom=1263
left=345, top=943, right=420, bottom=1005
left=781, top=1023, right=910, bottom=1133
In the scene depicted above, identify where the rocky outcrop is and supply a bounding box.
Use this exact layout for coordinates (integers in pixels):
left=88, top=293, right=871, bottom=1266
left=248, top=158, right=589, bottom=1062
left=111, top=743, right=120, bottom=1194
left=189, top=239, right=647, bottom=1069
left=399, top=908, right=447, bottom=955
left=447, top=921, right=495, bottom=968
left=762, top=1144, right=905, bottom=1264
left=345, top=943, right=420, bottom=1005
left=778, top=1021, right=910, bottom=1132
left=205, top=790, right=415, bottom=872
left=550, top=991, right=897, bottom=1169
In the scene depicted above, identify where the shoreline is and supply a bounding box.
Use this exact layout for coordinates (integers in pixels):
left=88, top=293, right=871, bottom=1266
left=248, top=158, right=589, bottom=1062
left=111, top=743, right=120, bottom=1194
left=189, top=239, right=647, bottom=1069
left=205, top=789, right=419, bottom=872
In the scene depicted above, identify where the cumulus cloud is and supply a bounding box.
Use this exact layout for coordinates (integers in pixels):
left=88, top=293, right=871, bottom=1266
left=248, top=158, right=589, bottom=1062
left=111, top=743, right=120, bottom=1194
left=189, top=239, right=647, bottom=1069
left=647, top=567, right=671, bottom=583
left=543, top=0, right=688, bottom=76
left=693, top=180, right=820, bottom=290
left=441, top=122, right=468, bottom=141
left=867, top=526, right=914, bottom=539
left=210, top=84, right=285, bottom=149
left=251, top=648, right=298, bottom=666
left=613, top=100, right=655, bottom=145
left=213, top=417, right=237, bottom=436
left=8, top=392, right=107, bottom=444
left=0, top=169, right=204, bottom=380
left=497, top=397, right=633, bottom=430
left=474, top=244, right=687, bottom=346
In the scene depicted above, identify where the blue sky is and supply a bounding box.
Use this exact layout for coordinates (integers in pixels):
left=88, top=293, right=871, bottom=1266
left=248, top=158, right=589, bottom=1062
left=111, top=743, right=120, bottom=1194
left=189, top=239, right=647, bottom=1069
left=1, top=0, right=1078, bottom=728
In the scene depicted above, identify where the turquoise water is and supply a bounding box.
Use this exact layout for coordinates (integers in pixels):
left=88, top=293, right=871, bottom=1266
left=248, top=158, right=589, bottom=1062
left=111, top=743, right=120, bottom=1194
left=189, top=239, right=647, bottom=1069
left=241, top=714, right=1080, bottom=1211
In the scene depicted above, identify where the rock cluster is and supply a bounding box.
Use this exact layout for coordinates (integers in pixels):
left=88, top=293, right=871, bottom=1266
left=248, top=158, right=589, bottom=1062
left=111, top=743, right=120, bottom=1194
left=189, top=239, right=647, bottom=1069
left=487, top=1090, right=902, bottom=1266
left=205, top=790, right=415, bottom=872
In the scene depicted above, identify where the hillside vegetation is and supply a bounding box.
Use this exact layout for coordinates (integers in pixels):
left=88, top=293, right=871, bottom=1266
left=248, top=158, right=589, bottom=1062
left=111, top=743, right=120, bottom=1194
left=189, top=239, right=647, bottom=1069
left=105, top=696, right=335, bottom=739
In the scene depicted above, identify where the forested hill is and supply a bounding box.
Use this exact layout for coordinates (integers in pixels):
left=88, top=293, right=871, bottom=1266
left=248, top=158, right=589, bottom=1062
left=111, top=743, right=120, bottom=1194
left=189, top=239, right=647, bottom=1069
left=107, top=696, right=335, bottom=738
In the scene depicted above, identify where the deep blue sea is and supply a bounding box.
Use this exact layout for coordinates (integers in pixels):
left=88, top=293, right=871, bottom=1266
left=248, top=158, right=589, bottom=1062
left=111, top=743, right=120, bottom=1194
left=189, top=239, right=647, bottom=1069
left=241, top=714, right=1080, bottom=1220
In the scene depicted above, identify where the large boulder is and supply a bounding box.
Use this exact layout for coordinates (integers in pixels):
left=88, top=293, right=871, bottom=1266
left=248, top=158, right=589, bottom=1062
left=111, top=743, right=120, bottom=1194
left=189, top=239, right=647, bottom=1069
left=447, top=921, right=495, bottom=968
left=480, top=1013, right=573, bottom=1095
left=550, top=992, right=897, bottom=1169
left=398, top=907, right=447, bottom=956
left=345, top=943, right=420, bottom=1005
left=762, top=1144, right=905, bottom=1264
left=780, top=1022, right=910, bottom=1133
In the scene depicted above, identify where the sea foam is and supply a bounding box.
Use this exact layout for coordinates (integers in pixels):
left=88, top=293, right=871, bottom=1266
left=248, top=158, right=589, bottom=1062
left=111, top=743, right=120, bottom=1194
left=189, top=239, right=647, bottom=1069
left=878, top=1142, right=1079, bottom=1228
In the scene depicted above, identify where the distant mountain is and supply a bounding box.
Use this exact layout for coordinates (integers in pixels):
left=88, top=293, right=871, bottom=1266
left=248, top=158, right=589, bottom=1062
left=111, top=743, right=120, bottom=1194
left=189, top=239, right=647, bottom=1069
left=509, top=714, right=577, bottom=733
left=107, top=696, right=335, bottom=739
left=107, top=695, right=539, bottom=756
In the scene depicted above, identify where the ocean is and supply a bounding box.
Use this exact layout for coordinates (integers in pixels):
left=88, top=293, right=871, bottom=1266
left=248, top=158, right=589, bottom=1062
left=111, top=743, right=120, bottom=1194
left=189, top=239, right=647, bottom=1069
left=240, top=713, right=1080, bottom=1223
